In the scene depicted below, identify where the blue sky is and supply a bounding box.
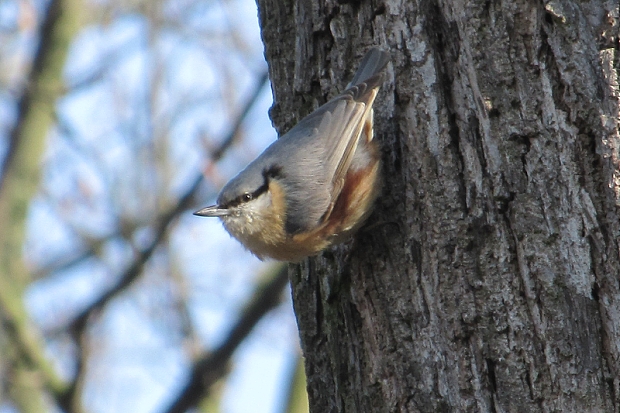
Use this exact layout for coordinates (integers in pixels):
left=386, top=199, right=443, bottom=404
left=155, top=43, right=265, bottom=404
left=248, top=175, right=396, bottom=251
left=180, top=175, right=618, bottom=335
left=0, top=0, right=302, bottom=412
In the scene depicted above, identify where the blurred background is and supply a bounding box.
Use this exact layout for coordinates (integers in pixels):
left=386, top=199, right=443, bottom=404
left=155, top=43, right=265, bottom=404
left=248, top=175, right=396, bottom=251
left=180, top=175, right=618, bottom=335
left=0, top=0, right=307, bottom=412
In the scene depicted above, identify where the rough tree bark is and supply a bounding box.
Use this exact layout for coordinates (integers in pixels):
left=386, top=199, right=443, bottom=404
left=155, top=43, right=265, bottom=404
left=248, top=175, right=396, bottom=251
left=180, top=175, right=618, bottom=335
left=257, top=0, right=619, bottom=412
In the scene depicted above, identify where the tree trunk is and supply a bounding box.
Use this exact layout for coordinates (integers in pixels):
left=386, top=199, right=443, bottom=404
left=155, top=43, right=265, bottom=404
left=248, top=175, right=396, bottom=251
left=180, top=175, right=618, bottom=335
left=257, top=0, right=620, bottom=412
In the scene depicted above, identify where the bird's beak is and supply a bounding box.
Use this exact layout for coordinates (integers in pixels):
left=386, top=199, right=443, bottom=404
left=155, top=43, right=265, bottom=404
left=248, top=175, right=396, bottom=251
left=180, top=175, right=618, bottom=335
left=193, top=205, right=230, bottom=217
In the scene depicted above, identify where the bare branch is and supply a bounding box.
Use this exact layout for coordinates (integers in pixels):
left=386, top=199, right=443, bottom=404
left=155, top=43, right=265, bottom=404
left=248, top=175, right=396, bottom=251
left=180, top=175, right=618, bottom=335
left=55, top=70, right=270, bottom=410
left=162, top=264, right=289, bottom=413
left=0, top=0, right=84, bottom=410
left=212, top=70, right=269, bottom=161
left=1, top=0, right=68, bottom=190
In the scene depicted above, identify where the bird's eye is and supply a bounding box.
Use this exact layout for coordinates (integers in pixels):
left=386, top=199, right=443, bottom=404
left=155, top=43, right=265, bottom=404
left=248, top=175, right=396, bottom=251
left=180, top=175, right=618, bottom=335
left=243, top=193, right=252, bottom=202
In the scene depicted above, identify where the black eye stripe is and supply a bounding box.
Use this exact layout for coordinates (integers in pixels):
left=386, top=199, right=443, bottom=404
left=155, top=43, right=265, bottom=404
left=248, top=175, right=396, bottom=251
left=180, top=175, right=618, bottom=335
left=223, top=165, right=283, bottom=208
left=228, top=183, right=268, bottom=207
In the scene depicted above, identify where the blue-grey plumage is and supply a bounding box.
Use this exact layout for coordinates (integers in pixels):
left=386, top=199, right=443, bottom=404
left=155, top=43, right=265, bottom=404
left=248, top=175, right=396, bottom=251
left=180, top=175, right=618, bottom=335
left=195, top=48, right=389, bottom=261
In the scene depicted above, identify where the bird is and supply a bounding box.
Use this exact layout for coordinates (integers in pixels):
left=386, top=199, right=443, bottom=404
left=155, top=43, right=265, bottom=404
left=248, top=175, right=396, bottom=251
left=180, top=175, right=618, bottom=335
left=195, top=48, right=389, bottom=262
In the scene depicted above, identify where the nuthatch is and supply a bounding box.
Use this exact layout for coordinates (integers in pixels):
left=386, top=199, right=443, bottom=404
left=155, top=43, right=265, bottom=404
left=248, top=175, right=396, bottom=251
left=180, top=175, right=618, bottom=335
left=195, top=48, right=389, bottom=262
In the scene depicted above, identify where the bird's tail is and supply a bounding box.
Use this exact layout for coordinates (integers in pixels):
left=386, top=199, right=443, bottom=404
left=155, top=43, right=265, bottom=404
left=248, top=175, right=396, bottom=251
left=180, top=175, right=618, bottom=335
left=347, top=48, right=390, bottom=89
